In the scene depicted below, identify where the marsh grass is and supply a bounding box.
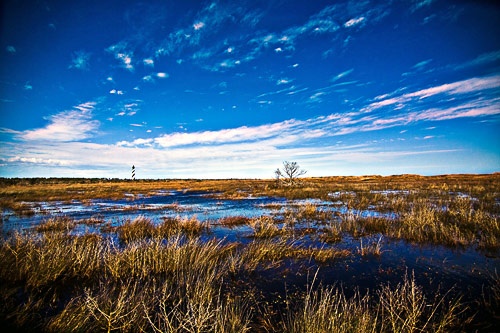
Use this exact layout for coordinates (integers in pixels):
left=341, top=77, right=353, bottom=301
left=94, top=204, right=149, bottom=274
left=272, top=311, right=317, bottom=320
left=1, top=174, right=498, bottom=206
left=377, top=272, right=466, bottom=333
left=217, top=215, right=252, bottom=227
left=1, top=174, right=498, bottom=331
left=481, top=270, right=500, bottom=324
left=282, top=272, right=465, bottom=333
left=320, top=223, right=343, bottom=243
left=358, top=236, right=384, bottom=257
left=337, top=196, right=499, bottom=251
left=282, top=284, right=377, bottom=333
left=116, top=215, right=209, bottom=243
left=117, top=216, right=156, bottom=242
left=250, top=215, right=283, bottom=238
left=282, top=202, right=333, bottom=225
left=160, top=215, right=209, bottom=237
left=35, top=216, right=75, bottom=233
left=0, top=199, right=36, bottom=217
left=0, top=232, right=105, bottom=290
left=0, top=224, right=482, bottom=332
left=225, top=238, right=350, bottom=274
left=1, top=230, right=243, bottom=332
left=78, top=215, right=105, bottom=225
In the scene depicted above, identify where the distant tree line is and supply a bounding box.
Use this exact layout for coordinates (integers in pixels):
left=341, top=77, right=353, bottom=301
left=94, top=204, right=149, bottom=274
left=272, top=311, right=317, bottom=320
left=0, top=178, right=143, bottom=186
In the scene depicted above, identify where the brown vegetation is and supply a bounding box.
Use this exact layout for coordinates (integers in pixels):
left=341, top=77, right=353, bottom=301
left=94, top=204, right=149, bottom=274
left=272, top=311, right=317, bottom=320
left=0, top=173, right=499, bottom=331
left=1, top=224, right=477, bottom=332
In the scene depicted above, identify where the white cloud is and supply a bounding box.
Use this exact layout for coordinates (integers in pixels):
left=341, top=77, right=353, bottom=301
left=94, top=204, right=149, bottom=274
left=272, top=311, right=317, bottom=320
left=309, top=92, right=325, bottom=102
left=193, top=21, right=205, bottom=30
left=20, top=102, right=99, bottom=142
left=1, top=136, right=466, bottom=178
left=344, top=17, right=365, bottom=28
left=153, top=120, right=302, bottom=148
left=6, top=45, right=16, bottom=53
left=107, top=43, right=134, bottom=71
left=24, top=82, right=33, bottom=90
left=331, top=69, right=354, bottom=82
left=277, top=78, right=291, bottom=85
left=5, top=156, right=71, bottom=166
left=117, top=138, right=153, bottom=147
left=156, top=72, right=168, bottom=78
left=118, top=53, right=133, bottom=70
left=364, top=75, right=500, bottom=112
left=143, top=58, right=154, bottom=67
left=3, top=85, right=497, bottom=178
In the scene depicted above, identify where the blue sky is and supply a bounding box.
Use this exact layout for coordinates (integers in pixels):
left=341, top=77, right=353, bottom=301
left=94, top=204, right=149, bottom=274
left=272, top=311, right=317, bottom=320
left=1, top=0, right=499, bottom=179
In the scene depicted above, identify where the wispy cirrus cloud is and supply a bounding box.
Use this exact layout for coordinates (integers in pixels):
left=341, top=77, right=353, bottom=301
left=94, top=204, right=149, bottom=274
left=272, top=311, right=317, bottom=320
left=3, top=71, right=498, bottom=178
left=363, top=74, right=500, bottom=112
left=190, top=75, right=499, bottom=144
left=331, top=69, right=354, bottom=82
left=69, top=50, right=91, bottom=70
left=149, top=1, right=392, bottom=73
left=453, top=50, right=500, bottom=70
left=155, top=1, right=264, bottom=59
left=19, top=102, right=99, bottom=142
left=412, top=59, right=432, bottom=70
left=254, top=84, right=306, bottom=101
left=411, top=0, right=434, bottom=12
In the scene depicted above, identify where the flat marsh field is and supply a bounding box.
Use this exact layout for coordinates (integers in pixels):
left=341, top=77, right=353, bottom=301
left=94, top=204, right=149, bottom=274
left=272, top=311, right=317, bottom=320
left=1, top=174, right=499, bottom=332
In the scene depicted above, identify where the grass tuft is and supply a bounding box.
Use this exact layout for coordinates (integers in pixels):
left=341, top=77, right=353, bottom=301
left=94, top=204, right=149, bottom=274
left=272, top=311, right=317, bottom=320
left=35, top=216, right=75, bottom=233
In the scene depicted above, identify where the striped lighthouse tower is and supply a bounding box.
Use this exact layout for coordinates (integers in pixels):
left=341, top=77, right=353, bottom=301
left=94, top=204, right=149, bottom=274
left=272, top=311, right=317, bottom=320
left=132, top=165, right=135, bottom=180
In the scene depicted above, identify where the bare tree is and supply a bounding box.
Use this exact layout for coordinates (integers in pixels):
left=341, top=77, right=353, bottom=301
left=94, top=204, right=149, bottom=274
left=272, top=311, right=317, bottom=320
left=275, top=161, right=307, bottom=186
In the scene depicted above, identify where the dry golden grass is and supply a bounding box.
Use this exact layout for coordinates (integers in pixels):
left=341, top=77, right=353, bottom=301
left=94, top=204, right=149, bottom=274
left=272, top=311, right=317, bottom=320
left=114, top=215, right=209, bottom=243
left=217, top=215, right=252, bottom=227
left=281, top=271, right=465, bottom=333
left=319, top=221, right=343, bottom=243
left=2, top=173, right=497, bottom=204
left=358, top=236, right=384, bottom=257
left=250, top=215, right=284, bottom=238
left=0, top=223, right=485, bottom=332
left=0, top=174, right=498, bottom=331
left=35, top=216, right=76, bottom=233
